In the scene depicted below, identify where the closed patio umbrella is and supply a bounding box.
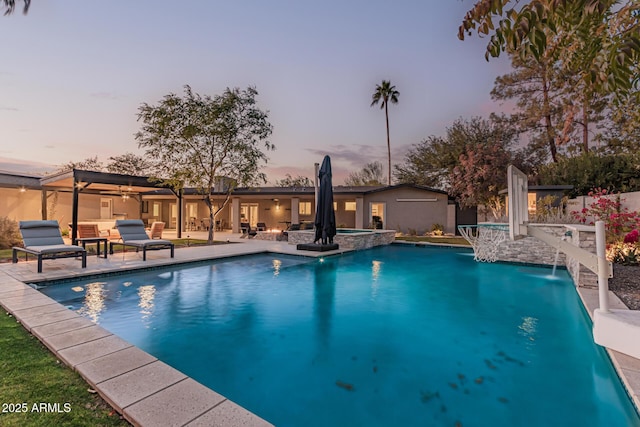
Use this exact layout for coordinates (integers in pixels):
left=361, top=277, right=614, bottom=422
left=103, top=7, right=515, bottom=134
left=314, top=155, right=336, bottom=245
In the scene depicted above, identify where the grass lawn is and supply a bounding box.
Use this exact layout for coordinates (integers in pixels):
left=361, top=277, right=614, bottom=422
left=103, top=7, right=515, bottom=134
left=0, top=311, right=129, bottom=427
left=0, top=248, right=12, bottom=261
left=395, top=235, right=471, bottom=246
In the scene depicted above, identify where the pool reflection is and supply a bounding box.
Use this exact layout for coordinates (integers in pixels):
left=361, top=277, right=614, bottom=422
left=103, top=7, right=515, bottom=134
left=314, top=257, right=337, bottom=356
left=77, top=282, right=107, bottom=323
left=138, top=285, right=156, bottom=327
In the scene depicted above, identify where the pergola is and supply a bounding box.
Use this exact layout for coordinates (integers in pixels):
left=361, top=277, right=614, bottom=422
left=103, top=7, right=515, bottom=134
left=39, top=169, right=184, bottom=243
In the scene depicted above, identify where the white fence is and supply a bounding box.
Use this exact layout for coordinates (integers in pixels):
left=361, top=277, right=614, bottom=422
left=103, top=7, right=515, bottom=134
left=567, top=190, right=640, bottom=221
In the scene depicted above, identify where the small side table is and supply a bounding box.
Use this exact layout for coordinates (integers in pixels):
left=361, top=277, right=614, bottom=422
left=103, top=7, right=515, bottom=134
left=77, top=237, right=108, bottom=258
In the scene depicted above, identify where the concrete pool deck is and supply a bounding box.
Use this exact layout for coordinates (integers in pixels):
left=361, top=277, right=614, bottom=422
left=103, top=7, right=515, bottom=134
left=1, top=232, right=640, bottom=424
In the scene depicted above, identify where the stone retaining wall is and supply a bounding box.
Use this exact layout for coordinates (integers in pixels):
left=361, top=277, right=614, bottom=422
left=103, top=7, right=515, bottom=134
left=287, top=229, right=396, bottom=250
left=493, top=225, right=568, bottom=266
left=564, top=225, right=598, bottom=288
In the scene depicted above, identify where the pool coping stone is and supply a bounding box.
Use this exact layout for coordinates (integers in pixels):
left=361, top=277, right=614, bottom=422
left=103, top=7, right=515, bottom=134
left=577, top=287, right=640, bottom=412
left=124, top=378, right=226, bottom=427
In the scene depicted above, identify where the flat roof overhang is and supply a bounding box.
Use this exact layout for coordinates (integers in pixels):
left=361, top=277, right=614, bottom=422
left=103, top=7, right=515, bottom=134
left=40, top=169, right=184, bottom=241
left=40, top=169, right=175, bottom=194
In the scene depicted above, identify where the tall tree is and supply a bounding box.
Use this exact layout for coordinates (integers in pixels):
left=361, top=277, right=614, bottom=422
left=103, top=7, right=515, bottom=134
left=492, top=54, right=563, bottom=162
left=370, top=80, right=399, bottom=186
left=55, top=156, right=104, bottom=173
left=136, top=85, right=273, bottom=244
left=106, top=153, right=153, bottom=176
left=394, top=116, right=531, bottom=206
left=344, top=161, right=385, bottom=186
left=275, top=174, right=312, bottom=187
left=537, top=151, right=640, bottom=197
left=459, top=0, right=640, bottom=102
left=450, top=136, right=513, bottom=208
left=492, top=51, right=609, bottom=161
left=598, top=93, right=640, bottom=154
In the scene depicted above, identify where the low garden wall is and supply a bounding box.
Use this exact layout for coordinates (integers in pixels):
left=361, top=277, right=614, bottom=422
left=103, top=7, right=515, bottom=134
left=287, top=229, right=396, bottom=250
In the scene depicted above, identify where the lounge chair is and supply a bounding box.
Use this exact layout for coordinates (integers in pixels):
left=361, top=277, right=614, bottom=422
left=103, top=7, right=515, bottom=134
left=13, top=220, right=87, bottom=273
left=147, top=221, right=165, bottom=239
left=111, top=219, right=174, bottom=261
left=240, top=222, right=257, bottom=238
left=281, top=223, right=300, bottom=241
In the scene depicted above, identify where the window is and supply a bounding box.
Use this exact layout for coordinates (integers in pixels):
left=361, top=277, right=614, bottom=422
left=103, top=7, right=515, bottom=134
left=333, top=202, right=338, bottom=211
left=528, top=193, right=537, bottom=214
left=345, top=201, right=356, bottom=211
left=370, top=202, right=385, bottom=229
left=186, top=203, right=198, bottom=219
left=299, top=202, right=312, bottom=215
left=152, top=202, right=161, bottom=217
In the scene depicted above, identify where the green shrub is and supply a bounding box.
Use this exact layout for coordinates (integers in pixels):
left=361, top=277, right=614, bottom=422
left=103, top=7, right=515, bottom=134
left=537, top=152, right=640, bottom=197
left=429, top=223, right=444, bottom=236
left=0, top=217, right=22, bottom=249
left=572, top=188, right=640, bottom=242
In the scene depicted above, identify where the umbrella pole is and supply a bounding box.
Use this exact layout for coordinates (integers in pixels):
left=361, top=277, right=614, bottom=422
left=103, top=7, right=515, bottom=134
left=314, top=162, right=320, bottom=216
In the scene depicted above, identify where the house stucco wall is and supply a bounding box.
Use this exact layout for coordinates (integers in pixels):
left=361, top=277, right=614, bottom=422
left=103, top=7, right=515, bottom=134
left=0, top=188, right=42, bottom=222
left=363, top=187, right=448, bottom=234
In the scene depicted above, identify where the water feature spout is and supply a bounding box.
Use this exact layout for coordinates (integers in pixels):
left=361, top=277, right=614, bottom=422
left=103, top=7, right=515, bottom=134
left=551, top=235, right=568, bottom=277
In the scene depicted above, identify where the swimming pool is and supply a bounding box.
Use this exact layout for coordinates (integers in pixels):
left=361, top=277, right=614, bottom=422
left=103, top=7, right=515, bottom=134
left=40, top=245, right=640, bottom=426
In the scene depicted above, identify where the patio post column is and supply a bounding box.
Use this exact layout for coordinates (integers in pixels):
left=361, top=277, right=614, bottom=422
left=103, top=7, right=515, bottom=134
left=355, top=197, right=364, bottom=229
left=71, top=177, right=79, bottom=245
left=41, top=189, right=47, bottom=220
left=231, top=197, right=240, bottom=233
left=177, top=188, right=183, bottom=239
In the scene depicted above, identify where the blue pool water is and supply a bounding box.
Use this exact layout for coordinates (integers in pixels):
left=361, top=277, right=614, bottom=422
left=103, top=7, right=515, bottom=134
left=41, top=245, right=640, bottom=426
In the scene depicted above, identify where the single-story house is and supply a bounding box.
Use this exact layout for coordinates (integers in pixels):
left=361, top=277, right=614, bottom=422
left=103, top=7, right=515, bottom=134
left=0, top=169, right=472, bottom=238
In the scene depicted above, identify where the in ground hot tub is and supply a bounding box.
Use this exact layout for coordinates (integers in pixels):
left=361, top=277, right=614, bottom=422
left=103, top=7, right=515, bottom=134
left=286, top=228, right=395, bottom=250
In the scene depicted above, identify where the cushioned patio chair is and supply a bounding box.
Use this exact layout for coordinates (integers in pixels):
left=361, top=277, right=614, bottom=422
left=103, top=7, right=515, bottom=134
left=75, top=223, right=109, bottom=259
left=111, top=219, right=174, bottom=261
left=147, top=221, right=165, bottom=239
left=281, top=223, right=300, bottom=241
left=13, top=220, right=87, bottom=273
left=240, top=222, right=257, bottom=238
left=256, top=222, right=267, bottom=231
left=77, top=223, right=109, bottom=239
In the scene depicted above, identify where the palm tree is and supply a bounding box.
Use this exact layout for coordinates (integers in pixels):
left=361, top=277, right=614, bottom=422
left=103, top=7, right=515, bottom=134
left=370, top=80, right=399, bottom=186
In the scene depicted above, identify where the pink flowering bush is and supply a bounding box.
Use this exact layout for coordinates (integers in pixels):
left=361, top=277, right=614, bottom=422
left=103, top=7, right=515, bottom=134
left=572, top=188, right=640, bottom=241
left=572, top=188, right=640, bottom=264
left=625, top=229, right=640, bottom=244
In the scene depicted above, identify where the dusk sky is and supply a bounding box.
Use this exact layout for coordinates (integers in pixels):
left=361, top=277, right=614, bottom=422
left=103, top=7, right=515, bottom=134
left=1, top=1, right=510, bottom=184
